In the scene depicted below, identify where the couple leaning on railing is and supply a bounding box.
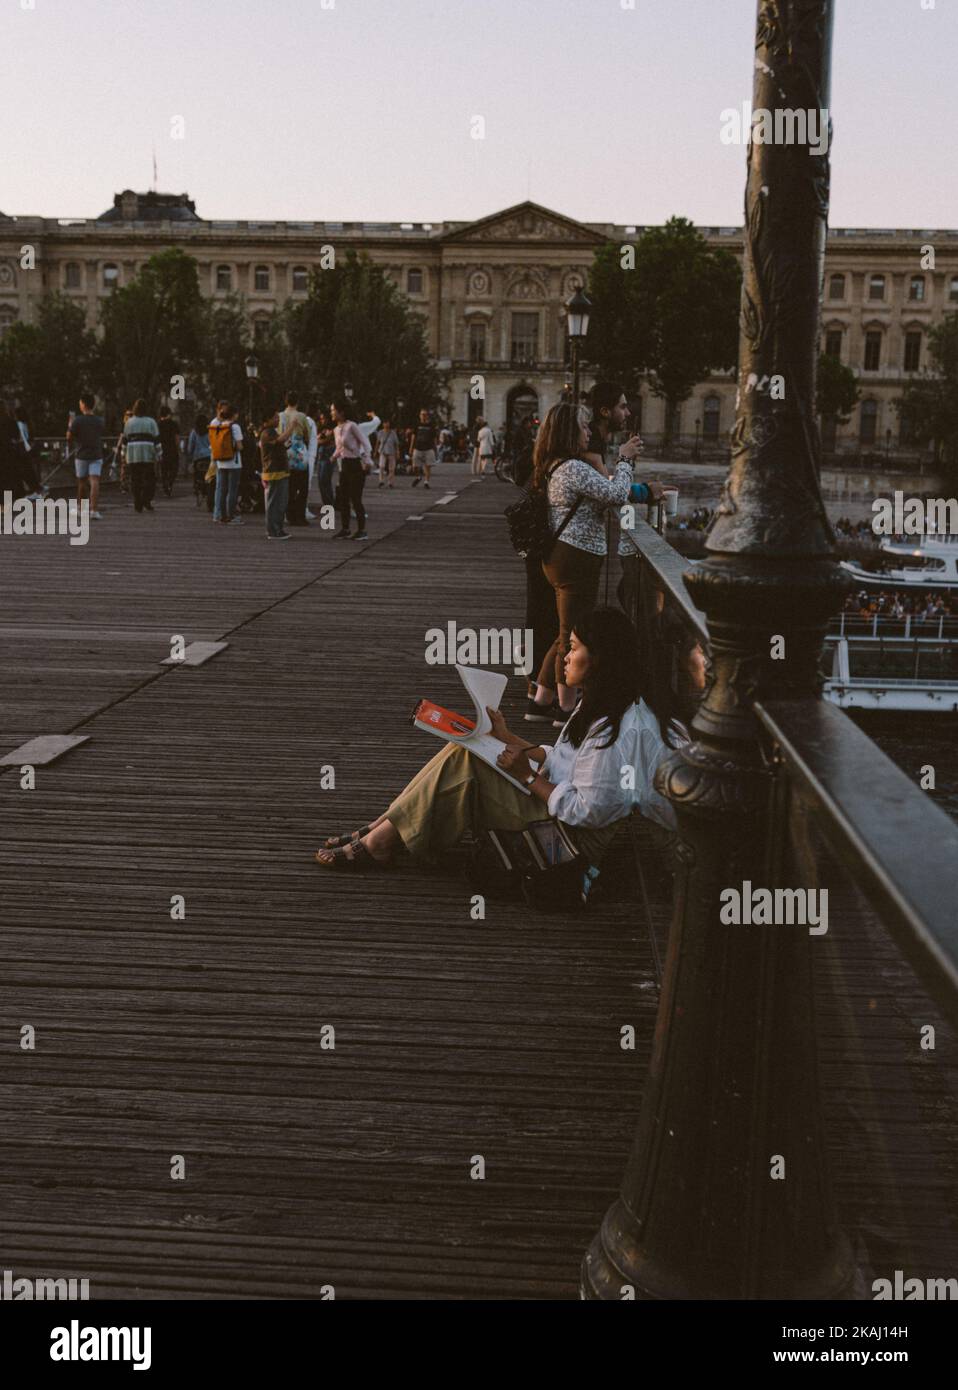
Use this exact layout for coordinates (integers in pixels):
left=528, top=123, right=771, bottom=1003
left=316, top=389, right=703, bottom=910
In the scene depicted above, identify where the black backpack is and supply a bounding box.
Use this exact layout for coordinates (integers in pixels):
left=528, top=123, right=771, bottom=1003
left=504, top=458, right=582, bottom=561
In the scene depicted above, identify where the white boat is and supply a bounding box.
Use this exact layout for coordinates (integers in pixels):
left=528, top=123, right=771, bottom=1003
left=841, top=535, right=958, bottom=590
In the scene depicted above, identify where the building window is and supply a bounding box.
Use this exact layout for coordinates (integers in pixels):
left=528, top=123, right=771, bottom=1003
left=291, top=266, right=309, bottom=293
left=216, top=265, right=232, bottom=291
left=863, top=330, right=882, bottom=371
left=950, top=276, right=958, bottom=303
left=102, top=263, right=120, bottom=289
left=903, top=330, right=922, bottom=372
left=253, top=316, right=270, bottom=345
left=254, top=265, right=270, bottom=292
left=824, top=329, right=843, bottom=359
left=510, top=312, right=539, bottom=364
left=702, top=395, right=721, bottom=439
left=859, top=399, right=878, bottom=445
left=469, top=322, right=486, bottom=364
left=908, top=275, right=925, bottom=302
left=0, top=306, right=17, bottom=337
left=898, top=407, right=917, bottom=446
left=867, top=274, right=885, bottom=301
left=828, top=274, right=845, bottom=300
left=64, top=262, right=81, bottom=289
left=407, top=268, right=423, bottom=295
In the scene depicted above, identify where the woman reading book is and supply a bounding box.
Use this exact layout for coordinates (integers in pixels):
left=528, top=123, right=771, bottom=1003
left=315, top=606, right=683, bottom=873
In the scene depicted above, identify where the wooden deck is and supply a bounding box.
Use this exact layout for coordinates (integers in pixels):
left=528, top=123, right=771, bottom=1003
left=1, top=465, right=955, bottom=1298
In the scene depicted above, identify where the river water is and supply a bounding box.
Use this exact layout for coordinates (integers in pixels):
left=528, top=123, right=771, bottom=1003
left=849, top=712, right=958, bottom=822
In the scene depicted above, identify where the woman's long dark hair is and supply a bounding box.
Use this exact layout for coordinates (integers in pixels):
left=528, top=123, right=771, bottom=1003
left=564, top=606, right=682, bottom=749
left=531, top=401, right=588, bottom=491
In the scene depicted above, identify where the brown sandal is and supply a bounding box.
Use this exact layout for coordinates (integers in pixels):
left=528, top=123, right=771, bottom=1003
left=314, top=840, right=390, bottom=871
left=323, top=824, right=371, bottom=849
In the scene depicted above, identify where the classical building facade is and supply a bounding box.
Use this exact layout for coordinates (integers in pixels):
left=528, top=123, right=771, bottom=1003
left=2, top=189, right=957, bottom=453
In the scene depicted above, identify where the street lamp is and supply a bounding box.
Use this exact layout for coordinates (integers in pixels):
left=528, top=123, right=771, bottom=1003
left=244, top=353, right=259, bottom=430
left=694, top=416, right=701, bottom=461
left=344, top=381, right=354, bottom=402
left=565, top=285, right=592, bottom=407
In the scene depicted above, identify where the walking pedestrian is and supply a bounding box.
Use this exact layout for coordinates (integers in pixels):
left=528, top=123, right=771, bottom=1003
left=157, top=406, right=180, bottom=496
left=209, top=401, right=244, bottom=525
left=68, top=393, right=107, bottom=519
left=409, top=409, right=437, bottom=489
left=376, top=418, right=399, bottom=488
left=122, top=399, right=160, bottom=514
left=315, top=411, right=336, bottom=507
left=473, top=416, right=495, bottom=478
left=331, top=397, right=372, bottom=540
left=186, top=413, right=211, bottom=507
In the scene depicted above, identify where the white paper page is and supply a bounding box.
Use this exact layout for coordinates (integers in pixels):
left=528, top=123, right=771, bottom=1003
left=455, top=665, right=507, bottom=736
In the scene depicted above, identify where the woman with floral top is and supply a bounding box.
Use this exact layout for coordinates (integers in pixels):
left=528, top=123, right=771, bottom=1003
left=526, top=401, right=643, bottom=723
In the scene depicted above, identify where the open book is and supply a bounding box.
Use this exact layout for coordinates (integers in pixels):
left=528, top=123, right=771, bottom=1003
left=412, top=664, right=537, bottom=794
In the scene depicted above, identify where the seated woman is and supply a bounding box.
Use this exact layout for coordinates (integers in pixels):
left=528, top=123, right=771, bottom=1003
left=315, top=607, right=682, bottom=874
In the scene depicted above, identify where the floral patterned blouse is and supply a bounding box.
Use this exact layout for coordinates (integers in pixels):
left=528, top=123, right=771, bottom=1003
left=545, top=457, right=634, bottom=555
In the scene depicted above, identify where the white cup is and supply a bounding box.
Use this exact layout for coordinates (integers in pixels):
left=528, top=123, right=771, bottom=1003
left=662, top=486, right=679, bottom=517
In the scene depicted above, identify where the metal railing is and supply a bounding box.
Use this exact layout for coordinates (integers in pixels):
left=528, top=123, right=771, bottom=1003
left=621, top=518, right=958, bottom=1022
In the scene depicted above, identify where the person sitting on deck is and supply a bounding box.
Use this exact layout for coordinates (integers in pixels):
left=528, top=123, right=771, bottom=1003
left=315, top=607, right=683, bottom=874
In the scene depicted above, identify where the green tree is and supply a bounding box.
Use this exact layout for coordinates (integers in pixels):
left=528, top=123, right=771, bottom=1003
left=286, top=251, right=445, bottom=418
left=816, top=351, right=859, bottom=426
left=190, top=294, right=254, bottom=419
left=898, top=314, right=958, bottom=476
left=0, top=294, right=97, bottom=433
left=587, top=218, right=741, bottom=447
left=97, top=248, right=203, bottom=414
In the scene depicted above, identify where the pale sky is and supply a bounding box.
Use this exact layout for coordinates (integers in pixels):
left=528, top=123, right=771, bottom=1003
left=2, top=0, right=955, bottom=229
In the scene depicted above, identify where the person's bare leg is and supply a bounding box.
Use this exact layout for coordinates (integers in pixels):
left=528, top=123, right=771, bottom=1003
left=89, top=475, right=100, bottom=512
left=316, top=817, right=399, bottom=865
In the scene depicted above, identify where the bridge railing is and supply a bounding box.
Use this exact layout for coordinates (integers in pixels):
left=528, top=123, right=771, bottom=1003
left=620, top=517, right=958, bottom=1023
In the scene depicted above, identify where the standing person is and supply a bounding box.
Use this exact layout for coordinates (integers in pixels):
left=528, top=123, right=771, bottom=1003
left=122, top=399, right=160, bottom=514
left=186, top=413, right=211, bottom=507
left=14, top=408, right=43, bottom=499
left=315, top=411, right=336, bottom=507
left=0, top=404, right=25, bottom=507
left=278, top=393, right=311, bottom=526
left=305, top=403, right=320, bottom=519
left=68, top=393, right=107, bottom=520
left=330, top=397, right=371, bottom=541
left=473, top=416, right=495, bottom=478
left=410, top=409, right=437, bottom=489
left=209, top=401, right=244, bottom=525
left=157, top=407, right=180, bottom=497
left=376, top=418, right=399, bottom=488
left=529, top=401, right=639, bottom=724
left=258, top=408, right=297, bottom=540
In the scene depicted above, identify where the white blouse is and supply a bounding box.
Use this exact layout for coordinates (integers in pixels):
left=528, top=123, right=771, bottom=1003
left=546, top=457, right=634, bottom=555
left=539, top=700, right=679, bottom=831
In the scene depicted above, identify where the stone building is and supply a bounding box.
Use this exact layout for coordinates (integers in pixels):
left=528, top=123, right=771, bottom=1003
left=1, top=189, right=956, bottom=454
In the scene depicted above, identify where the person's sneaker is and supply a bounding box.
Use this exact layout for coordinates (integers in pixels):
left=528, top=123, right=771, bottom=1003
left=335, top=528, right=351, bottom=538
left=229, top=516, right=244, bottom=525
left=553, top=708, right=575, bottom=727
left=524, top=698, right=558, bottom=723
left=90, top=510, right=103, bottom=520
left=352, top=531, right=368, bottom=541
left=267, top=532, right=291, bottom=540
left=411, top=476, right=420, bottom=487
left=423, top=482, right=430, bottom=489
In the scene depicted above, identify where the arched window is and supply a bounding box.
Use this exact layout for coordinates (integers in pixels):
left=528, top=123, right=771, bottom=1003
left=828, top=274, right=845, bottom=300
left=702, top=394, right=721, bottom=438
left=950, top=276, right=958, bottom=303
left=216, top=265, right=232, bottom=291
left=254, top=265, right=270, bottom=292
left=64, top=262, right=81, bottom=289
left=0, top=305, right=17, bottom=337
left=253, top=315, right=270, bottom=345
left=407, top=267, right=424, bottom=295
left=868, top=274, right=885, bottom=301
left=102, top=262, right=120, bottom=289
left=291, top=266, right=309, bottom=293
left=908, top=275, right=925, bottom=302
left=859, top=399, right=878, bottom=445
left=824, top=328, right=843, bottom=359
left=468, top=321, right=486, bottom=364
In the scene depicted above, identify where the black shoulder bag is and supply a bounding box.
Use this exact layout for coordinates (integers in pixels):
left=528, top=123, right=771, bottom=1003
left=504, top=458, right=583, bottom=561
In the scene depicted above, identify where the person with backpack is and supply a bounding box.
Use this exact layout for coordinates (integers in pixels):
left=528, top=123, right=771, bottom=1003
left=526, top=401, right=640, bottom=724
left=209, top=401, right=244, bottom=525
left=122, top=399, right=160, bottom=514
left=157, top=407, right=180, bottom=496
left=279, top=392, right=312, bottom=526
left=186, top=412, right=212, bottom=507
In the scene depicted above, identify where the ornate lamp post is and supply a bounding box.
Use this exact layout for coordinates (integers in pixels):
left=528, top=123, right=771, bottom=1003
left=244, top=354, right=258, bottom=431
left=582, top=0, right=857, bottom=1301
left=565, top=286, right=592, bottom=407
